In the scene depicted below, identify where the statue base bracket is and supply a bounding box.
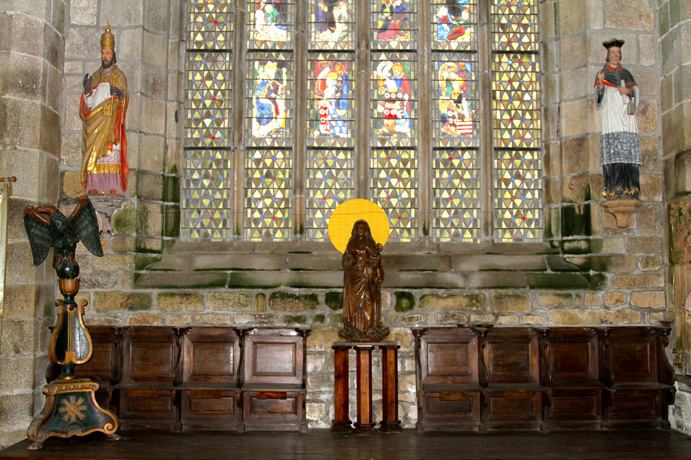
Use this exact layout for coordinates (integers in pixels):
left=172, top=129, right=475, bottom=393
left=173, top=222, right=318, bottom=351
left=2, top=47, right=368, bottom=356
left=27, top=378, right=119, bottom=450
left=602, top=199, right=641, bottom=229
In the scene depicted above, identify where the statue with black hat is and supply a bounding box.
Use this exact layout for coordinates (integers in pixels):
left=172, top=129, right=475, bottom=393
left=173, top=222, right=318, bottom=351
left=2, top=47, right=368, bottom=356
left=595, top=38, right=642, bottom=199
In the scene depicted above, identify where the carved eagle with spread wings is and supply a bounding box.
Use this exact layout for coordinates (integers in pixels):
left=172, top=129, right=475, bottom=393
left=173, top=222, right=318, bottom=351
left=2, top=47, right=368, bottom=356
left=24, top=196, right=103, bottom=279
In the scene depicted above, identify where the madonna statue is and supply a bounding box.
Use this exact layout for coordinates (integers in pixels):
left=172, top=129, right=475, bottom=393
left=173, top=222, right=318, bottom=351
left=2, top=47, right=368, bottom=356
left=339, top=219, right=390, bottom=343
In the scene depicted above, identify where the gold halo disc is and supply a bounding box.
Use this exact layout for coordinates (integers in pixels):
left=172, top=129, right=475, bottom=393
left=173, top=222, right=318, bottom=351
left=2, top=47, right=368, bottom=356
left=328, top=199, right=390, bottom=254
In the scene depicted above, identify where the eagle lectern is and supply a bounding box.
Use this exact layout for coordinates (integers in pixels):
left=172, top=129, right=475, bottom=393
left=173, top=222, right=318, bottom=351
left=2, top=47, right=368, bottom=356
left=24, top=196, right=119, bottom=450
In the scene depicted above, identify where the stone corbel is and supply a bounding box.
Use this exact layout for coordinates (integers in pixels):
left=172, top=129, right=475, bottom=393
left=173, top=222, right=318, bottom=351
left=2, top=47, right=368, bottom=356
left=601, top=199, right=641, bottom=229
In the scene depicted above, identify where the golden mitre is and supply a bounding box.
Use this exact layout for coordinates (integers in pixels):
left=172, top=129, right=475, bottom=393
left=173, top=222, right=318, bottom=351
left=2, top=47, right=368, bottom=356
left=101, top=24, right=115, bottom=50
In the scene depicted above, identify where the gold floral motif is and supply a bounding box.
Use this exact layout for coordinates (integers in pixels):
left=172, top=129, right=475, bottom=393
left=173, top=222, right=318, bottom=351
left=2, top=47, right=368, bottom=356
left=59, top=395, right=87, bottom=423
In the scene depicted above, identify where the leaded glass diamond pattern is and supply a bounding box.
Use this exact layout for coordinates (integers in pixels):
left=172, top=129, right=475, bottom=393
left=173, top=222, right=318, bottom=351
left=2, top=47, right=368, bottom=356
left=433, top=149, right=480, bottom=242
left=492, top=53, right=540, bottom=149
left=244, top=149, right=293, bottom=241
left=431, top=0, right=477, bottom=51
left=308, top=54, right=354, bottom=147
left=370, top=52, right=418, bottom=148
left=371, top=0, right=417, bottom=50
left=493, top=150, right=542, bottom=241
left=370, top=149, right=418, bottom=241
left=246, top=0, right=295, bottom=50
left=182, top=150, right=232, bottom=240
left=309, top=0, right=355, bottom=50
left=185, top=52, right=232, bottom=148
left=491, top=0, right=538, bottom=52
left=432, top=53, right=478, bottom=147
left=245, top=53, right=294, bottom=147
left=306, top=149, right=354, bottom=241
left=187, top=0, right=233, bottom=51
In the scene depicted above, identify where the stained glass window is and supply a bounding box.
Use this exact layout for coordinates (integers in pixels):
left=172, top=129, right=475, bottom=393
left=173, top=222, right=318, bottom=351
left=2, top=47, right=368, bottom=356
left=432, top=54, right=478, bottom=148
left=370, top=0, right=418, bottom=50
left=306, top=150, right=354, bottom=240
left=246, top=0, right=295, bottom=49
left=491, top=0, right=542, bottom=241
left=370, top=149, right=418, bottom=241
left=182, top=0, right=543, bottom=245
left=430, top=0, right=480, bottom=242
left=182, top=1, right=234, bottom=240
left=309, top=0, right=355, bottom=50
left=244, top=149, right=293, bottom=241
left=307, top=55, right=354, bottom=148
left=370, top=52, right=418, bottom=148
left=431, top=0, right=477, bottom=51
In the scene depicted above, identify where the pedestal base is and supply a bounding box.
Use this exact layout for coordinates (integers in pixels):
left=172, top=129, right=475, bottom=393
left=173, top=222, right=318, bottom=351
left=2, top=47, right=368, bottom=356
left=602, top=199, right=641, bottom=229
left=27, top=378, right=120, bottom=450
left=353, top=423, right=377, bottom=436
left=378, top=420, right=403, bottom=434
left=330, top=420, right=353, bottom=433
left=330, top=342, right=401, bottom=435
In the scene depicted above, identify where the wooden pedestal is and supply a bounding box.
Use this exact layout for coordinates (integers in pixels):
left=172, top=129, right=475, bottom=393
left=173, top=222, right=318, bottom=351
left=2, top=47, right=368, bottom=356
left=331, top=342, right=401, bottom=435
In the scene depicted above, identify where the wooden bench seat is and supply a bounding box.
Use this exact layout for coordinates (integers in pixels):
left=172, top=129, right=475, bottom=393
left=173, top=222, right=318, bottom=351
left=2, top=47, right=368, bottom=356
left=414, top=325, right=675, bottom=432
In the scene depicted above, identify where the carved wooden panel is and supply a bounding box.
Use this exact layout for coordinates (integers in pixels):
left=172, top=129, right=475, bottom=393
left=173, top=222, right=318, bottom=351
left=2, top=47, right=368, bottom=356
left=243, top=329, right=305, bottom=387
left=484, top=328, right=541, bottom=386
left=120, top=328, right=179, bottom=384
left=181, top=389, right=241, bottom=430
left=546, top=389, right=602, bottom=429
left=181, top=327, right=240, bottom=386
left=419, top=328, right=481, bottom=386
left=242, top=390, right=306, bottom=432
left=119, top=388, right=178, bottom=430
left=546, top=328, right=602, bottom=385
left=485, top=390, right=543, bottom=430
left=415, top=326, right=675, bottom=432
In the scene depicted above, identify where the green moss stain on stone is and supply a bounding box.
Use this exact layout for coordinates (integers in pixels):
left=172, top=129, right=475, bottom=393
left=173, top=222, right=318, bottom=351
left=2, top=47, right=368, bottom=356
left=112, top=203, right=136, bottom=234
left=164, top=204, right=180, bottom=238
left=269, top=292, right=319, bottom=311
left=164, top=167, right=180, bottom=203
left=135, top=255, right=162, bottom=271
left=395, top=291, right=416, bottom=312
left=561, top=205, right=591, bottom=238
left=284, top=315, right=309, bottom=324
left=325, top=292, right=343, bottom=311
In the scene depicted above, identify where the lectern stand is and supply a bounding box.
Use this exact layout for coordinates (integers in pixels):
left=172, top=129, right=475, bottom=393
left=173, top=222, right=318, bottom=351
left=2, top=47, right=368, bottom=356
left=331, top=342, right=401, bottom=435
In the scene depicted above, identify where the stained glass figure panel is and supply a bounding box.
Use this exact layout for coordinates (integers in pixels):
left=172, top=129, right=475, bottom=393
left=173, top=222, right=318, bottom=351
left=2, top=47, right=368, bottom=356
left=308, top=54, right=354, bottom=148
left=432, top=149, right=480, bottom=242
left=306, top=149, right=354, bottom=241
left=491, top=0, right=538, bottom=52
left=309, top=0, right=355, bottom=50
left=370, top=149, right=418, bottom=241
left=185, top=51, right=232, bottom=148
left=182, top=149, right=232, bottom=240
left=244, top=149, right=293, bottom=241
left=432, top=53, right=478, bottom=147
left=431, top=0, right=477, bottom=51
left=370, top=0, right=417, bottom=50
left=492, top=53, right=540, bottom=150
left=187, top=0, right=234, bottom=51
left=245, top=52, right=294, bottom=147
left=370, top=52, right=418, bottom=148
left=493, top=149, right=542, bottom=241
left=246, top=0, right=295, bottom=50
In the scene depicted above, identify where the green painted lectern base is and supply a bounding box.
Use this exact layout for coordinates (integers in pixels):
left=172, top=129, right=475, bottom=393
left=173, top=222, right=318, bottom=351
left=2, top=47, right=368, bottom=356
left=27, top=378, right=120, bottom=450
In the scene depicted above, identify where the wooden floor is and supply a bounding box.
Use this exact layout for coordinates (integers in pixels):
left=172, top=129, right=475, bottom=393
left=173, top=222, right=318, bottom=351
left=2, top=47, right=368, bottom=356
left=2, top=429, right=691, bottom=460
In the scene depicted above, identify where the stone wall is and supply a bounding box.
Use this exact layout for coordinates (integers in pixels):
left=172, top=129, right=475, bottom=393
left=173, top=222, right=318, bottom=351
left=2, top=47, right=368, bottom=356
left=659, top=0, right=691, bottom=435
left=0, top=0, right=66, bottom=448
left=0, top=0, right=682, bottom=443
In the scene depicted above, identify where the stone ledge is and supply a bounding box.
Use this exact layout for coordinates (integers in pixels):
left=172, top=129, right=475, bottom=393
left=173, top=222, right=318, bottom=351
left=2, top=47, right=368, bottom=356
left=135, top=241, right=588, bottom=290
left=132, top=269, right=590, bottom=290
